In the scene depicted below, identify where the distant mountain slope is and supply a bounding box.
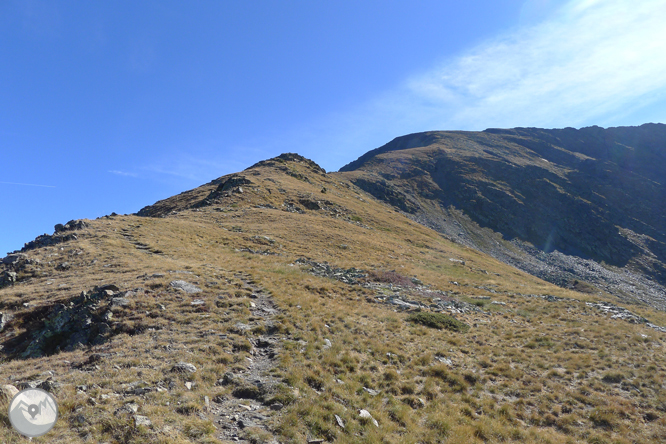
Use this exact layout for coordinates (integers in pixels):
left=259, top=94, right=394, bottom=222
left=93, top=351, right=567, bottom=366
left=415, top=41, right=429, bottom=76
left=338, top=124, right=666, bottom=306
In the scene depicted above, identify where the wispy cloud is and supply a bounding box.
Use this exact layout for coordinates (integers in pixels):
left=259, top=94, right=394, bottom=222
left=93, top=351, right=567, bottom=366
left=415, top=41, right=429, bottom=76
left=108, top=170, right=138, bottom=177
left=259, top=0, right=666, bottom=172
left=0, top=181, right=55, bottom=188
left=399, top=0, right=666, bottom=130
left=142, top=153, right=252, bottom=183
left=127, top=0, right=666, bottom=176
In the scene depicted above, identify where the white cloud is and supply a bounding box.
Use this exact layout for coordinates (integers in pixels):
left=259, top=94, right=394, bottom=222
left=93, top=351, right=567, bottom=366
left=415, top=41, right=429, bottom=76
left=0, top=181, right=55, bottom=188
left=401, top=0, right=666, bottom=130
left=130, top=0, right=666, bottom=176
left=108, top=170, right=138, bottom=177
left=278, top=0, right=666, bottom=172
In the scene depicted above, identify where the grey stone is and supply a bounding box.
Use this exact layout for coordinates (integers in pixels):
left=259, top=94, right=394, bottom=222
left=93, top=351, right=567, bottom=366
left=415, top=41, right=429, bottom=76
left=358, top=409, right=379, bottom=427
left=171, top=362, right=197, bottom=373
left=1, top=270, right=17, bottom=286
left=436, top=356, right=453, bottom=366
left=134, top=415, right=151, bottom=427
left=110, top=297, right=130, bottom=307
left=115, top=402, right=139, bottom=415
left=16, top=380, right=43, bottom=390
left=0, top=311, right=12, bottom=332
left=2, top=253, right=27, bottom=265
left=217, top=372, right=236, bottom=386
left=335, top=414, right=345, bottom=429
left=169, top=280, right=202, bottom=294
left=388, top=298, right=420, bottom=310
left=55, top=219, right=89, bottom=233
left=98, top=284, right=120, bottom=293
left=38, top=380, right=59, bottom=392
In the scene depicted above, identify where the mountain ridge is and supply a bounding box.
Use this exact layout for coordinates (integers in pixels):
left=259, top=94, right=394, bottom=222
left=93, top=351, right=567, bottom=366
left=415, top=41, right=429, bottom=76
left=337, top=124, right=666, bottom=308
left=2, top=125, right=666, bottom=443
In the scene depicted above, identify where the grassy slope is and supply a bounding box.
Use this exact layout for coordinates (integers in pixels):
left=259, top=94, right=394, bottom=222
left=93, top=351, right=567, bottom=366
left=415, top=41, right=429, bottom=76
left=1, top=157, right=666, bottom=443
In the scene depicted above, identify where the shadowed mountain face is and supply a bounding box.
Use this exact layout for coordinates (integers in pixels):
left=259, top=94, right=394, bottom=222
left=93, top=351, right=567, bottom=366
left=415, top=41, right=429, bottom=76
left=339, top=124, right=666, bottom=305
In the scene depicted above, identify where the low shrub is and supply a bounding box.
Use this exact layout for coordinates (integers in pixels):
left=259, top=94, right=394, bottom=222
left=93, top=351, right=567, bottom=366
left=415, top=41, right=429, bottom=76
left=407, top=312, right=470, bottom=333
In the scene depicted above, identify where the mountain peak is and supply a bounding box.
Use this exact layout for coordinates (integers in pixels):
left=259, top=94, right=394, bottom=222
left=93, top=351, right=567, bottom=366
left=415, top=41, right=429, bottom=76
left=247, top=152, right=326, bottom=175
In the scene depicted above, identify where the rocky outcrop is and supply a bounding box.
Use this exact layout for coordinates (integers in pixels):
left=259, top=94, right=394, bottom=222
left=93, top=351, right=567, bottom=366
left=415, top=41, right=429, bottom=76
left=247, top=153, right=327, bottom=175
left=2, top=285, right=132, bottom=359
left=195, top=175, right=254, bottom=207
left=0, top=253, right=41, bottom=288
left=54, top=219, right=89, bottom=233
left=18, top=219, right=89, bottom=252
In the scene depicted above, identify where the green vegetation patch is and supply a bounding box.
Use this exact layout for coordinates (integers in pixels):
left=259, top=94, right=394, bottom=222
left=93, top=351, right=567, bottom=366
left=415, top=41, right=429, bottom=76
left=406, top=312, right=470, bottom=333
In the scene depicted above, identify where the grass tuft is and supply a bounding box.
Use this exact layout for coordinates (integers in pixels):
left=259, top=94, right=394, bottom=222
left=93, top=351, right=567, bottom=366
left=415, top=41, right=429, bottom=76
left=406, top=312, right=470, bottom=332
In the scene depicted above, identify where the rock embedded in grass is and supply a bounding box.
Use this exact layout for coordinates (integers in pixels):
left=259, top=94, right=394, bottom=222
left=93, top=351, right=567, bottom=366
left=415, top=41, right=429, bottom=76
left=133, top=415, right=151, bottom=427
left=171, top=362, right=197, bottom=373
left=169, top=280, right=202, bottom=293
left=358, top=409, right=379, bottom=427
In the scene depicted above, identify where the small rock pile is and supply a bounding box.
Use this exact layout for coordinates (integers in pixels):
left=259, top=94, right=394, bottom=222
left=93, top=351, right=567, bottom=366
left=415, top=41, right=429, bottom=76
left=586, top=301, right=647, bottom=324
left=295, top=258, right=367, bottom=284
left=169, top=280, right=202, bottom=294
left=586, top=301, right=666, bottom=332
left=282, top=200, right=305, bottom=214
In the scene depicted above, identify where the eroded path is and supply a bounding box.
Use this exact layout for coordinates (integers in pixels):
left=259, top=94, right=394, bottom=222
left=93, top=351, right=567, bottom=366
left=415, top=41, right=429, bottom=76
left=211, top=272, right=283, bottom=444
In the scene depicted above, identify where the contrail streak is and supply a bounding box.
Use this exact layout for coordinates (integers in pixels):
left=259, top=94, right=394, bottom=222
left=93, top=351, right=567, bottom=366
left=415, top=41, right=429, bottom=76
left=0, top=181, right=56, bottom=188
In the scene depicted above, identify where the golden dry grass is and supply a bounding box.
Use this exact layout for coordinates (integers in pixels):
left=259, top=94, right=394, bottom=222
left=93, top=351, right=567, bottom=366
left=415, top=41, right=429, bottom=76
left=1, top=157, right=665, bottom=443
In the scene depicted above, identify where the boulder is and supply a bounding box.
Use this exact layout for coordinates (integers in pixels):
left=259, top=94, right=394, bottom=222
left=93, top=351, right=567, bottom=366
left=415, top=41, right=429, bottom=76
left=359, top=409, right=379, bottom=427
left=133, top=415, right=151, bottom=427
left=0, top=270, right=17, bottom=287
left=54, top=219, right=89, bottom=233
left=170, top=362, right=197, bottom=373
left=169, top=280, right=202, bottom=294
left=2, top=253, right=28, bottom=266
left=0, top=311, right=11, bottom=332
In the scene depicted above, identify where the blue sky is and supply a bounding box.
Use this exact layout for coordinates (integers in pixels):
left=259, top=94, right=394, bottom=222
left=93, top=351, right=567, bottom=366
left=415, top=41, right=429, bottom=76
left=2, top=0, right=666, bottom=255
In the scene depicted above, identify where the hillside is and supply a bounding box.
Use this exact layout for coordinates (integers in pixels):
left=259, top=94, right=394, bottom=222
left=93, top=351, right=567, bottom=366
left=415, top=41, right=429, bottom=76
left=339, top=124, right=666, bottom=308
left=1, top=150, right=666, bottom=444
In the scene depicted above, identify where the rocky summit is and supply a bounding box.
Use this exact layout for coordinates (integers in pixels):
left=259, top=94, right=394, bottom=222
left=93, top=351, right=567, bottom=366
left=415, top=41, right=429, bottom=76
left=1, top=128, right=666, bottom=444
